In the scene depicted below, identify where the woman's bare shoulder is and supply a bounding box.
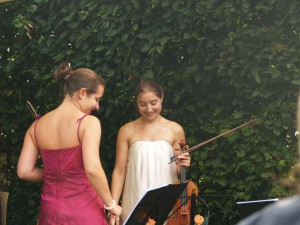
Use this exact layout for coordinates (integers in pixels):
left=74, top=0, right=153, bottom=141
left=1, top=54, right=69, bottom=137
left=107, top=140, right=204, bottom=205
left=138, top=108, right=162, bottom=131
left=116, top=121, right=137, bottom=145
left=166, top=120, right=185, bottom=142
left=119, top=120, right=137, bottom=133
left=167, top=119, right=184, bottom=131
left=80, top=115, right=101, bottom=128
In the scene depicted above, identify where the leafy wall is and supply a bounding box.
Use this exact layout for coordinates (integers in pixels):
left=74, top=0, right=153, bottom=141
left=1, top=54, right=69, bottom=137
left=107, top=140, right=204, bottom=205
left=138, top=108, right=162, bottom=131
left=1, top=0, right=300, bottom=224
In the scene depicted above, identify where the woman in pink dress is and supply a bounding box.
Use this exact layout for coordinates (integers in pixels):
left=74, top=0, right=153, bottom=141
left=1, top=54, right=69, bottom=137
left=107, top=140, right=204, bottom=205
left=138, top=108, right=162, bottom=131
left=17, top=62, right=121, bottom=225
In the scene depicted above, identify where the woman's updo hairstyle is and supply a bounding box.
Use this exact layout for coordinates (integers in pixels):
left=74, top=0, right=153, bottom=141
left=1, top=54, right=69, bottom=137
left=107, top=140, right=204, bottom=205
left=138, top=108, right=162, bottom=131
left=134, top=79, right=163, bottom=99
left=54, top=62, right=105, bottom=96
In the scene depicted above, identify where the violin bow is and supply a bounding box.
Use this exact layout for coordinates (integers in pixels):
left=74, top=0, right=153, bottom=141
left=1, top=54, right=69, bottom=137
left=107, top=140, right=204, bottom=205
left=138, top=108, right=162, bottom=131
left=26, top=100, right=40, bottom=119
left=169, top=119, right=256, bottom=163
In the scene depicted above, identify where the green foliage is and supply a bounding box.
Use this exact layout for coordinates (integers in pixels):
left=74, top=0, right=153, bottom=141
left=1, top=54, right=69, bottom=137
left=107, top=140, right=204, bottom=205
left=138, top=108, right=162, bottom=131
left=1, top=0, right=300, bottom=224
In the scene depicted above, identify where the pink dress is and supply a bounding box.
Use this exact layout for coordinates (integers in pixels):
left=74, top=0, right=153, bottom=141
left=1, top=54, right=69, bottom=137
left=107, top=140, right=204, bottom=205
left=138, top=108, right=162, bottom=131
left=34, top=116, right=108, bottom=225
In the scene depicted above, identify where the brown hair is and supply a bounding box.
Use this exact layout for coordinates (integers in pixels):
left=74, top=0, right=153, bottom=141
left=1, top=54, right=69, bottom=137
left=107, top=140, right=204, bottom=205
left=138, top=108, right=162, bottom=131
left=54, top=62, right=105, bottom=96
left=134, top=79, right=163, bottom=99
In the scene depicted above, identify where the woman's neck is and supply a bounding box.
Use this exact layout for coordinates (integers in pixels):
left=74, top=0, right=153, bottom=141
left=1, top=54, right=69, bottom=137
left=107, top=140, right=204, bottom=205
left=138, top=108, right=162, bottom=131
left=60, top=96, right=82, bottom=112
left=139, top=115, right=165, bottom=124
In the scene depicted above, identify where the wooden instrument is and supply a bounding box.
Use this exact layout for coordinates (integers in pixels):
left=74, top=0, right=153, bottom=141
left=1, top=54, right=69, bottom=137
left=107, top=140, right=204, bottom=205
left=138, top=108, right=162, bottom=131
left=166, top=141, right=199, bottom=225
left=166, top=120, right=256, bottom=224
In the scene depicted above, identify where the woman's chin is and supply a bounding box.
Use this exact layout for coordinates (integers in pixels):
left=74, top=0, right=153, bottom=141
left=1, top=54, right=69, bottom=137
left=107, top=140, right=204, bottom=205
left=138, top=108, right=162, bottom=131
left=144, top=114, right=158, bottom=121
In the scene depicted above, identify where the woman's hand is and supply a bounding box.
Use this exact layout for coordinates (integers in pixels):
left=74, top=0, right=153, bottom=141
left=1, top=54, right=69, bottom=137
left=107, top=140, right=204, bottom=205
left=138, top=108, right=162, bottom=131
left=108, top=204, right=122, bottom=225
left=176, top=152, right=191, bottom=168
left=109, top=215, right=119, bottom=225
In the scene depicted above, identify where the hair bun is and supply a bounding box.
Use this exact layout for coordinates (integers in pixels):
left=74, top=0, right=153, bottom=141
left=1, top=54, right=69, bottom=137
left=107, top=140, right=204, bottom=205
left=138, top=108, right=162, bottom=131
left=54, top=62, right=73, bottom=81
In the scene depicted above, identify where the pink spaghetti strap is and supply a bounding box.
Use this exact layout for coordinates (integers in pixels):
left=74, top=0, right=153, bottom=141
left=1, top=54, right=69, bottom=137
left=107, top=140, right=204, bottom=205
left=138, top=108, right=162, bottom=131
left=77, top=114, right=88, bottom=144
left=34, top=120, right=40, bottom=149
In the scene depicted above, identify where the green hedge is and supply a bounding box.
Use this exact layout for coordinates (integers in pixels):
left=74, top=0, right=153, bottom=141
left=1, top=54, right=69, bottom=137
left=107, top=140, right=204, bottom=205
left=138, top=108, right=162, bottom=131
left=1, top=0, right=300, bottom=224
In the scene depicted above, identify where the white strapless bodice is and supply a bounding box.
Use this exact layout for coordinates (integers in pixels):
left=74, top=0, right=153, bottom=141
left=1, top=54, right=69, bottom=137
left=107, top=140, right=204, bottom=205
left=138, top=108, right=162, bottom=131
left=121, top=140, right=178, bottom=224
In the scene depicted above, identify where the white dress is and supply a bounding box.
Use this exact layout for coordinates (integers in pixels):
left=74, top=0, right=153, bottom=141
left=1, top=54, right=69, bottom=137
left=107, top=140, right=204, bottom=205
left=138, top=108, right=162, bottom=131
left=120, top=140, right=178, bottom=224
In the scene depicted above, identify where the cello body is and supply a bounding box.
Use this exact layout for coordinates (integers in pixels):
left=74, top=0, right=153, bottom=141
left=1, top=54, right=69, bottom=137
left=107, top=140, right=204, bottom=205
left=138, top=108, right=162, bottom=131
left=166, top=180, right=199, bottom=225
left=167, top=140, right=199, bottom=225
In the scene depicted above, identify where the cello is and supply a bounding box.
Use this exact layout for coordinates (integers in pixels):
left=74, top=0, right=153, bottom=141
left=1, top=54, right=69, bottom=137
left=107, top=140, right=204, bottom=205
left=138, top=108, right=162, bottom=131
left=166, top=140, right=199, bottom=225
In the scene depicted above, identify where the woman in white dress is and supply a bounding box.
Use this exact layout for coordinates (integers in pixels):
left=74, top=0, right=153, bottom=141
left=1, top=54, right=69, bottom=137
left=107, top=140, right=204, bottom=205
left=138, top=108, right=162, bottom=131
left=109, top=79, right=191, bottom=225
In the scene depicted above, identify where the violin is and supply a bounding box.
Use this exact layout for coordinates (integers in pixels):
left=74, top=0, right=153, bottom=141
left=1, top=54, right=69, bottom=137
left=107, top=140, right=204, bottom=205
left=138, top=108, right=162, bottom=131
left=166, top=119, right=256, bottom=225
left=166, top=140, right=199, bottom=225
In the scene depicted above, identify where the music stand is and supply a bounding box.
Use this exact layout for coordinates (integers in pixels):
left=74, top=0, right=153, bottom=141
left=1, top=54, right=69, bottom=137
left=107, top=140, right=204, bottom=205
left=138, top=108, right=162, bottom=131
left=236, top=198, right=279, bottom=220
left=123, top=182, right=188, bottom=225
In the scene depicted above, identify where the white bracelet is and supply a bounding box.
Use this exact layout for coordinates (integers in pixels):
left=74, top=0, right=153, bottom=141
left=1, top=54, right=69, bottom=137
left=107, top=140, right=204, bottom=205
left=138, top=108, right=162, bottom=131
left=104, top=200, right=116, bottom=210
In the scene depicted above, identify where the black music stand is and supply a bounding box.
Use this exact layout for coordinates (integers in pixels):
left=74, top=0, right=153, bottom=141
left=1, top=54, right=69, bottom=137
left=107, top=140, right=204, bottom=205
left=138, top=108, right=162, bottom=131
left=123, top=182, right=188, bottom=225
